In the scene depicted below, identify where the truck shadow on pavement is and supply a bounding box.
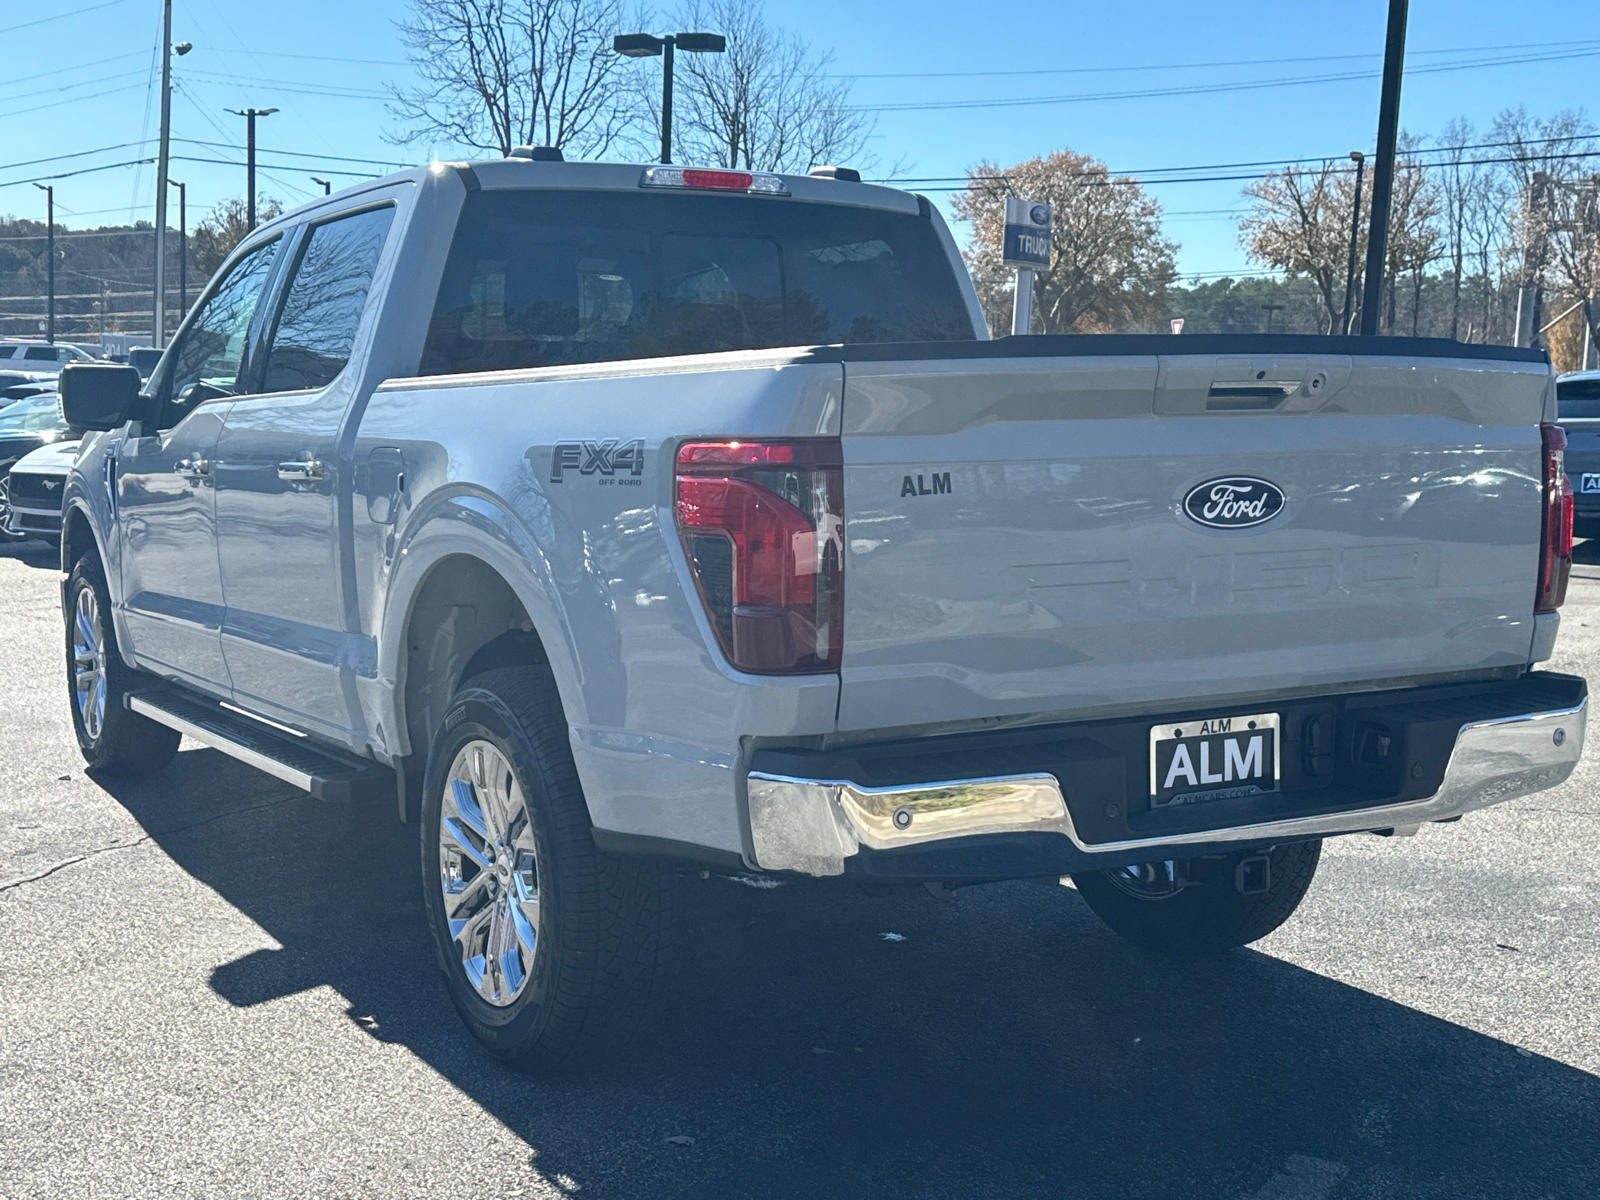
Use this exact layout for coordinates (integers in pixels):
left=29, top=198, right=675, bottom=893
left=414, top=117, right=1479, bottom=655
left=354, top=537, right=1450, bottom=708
left=97, top=748, right=1599, bottom=1200
left=0, top=539, right=59, bottom=570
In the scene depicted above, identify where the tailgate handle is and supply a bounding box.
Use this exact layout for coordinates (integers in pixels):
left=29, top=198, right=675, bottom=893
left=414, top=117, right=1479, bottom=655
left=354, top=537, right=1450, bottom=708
left=1206, top=382, right=1298, bottom=411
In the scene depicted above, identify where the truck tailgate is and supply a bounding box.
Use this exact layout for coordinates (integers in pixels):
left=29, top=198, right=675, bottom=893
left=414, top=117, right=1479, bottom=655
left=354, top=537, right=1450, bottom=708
left=837, top=346, right=1552, bottom=732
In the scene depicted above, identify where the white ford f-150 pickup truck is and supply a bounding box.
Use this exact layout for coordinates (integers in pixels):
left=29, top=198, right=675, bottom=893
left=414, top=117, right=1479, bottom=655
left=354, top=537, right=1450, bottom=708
left=55, top=154, right=1587, bottom=1069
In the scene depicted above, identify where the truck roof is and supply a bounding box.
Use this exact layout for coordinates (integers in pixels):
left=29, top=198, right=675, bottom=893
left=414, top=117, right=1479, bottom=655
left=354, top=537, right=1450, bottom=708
left=258, top=157, right=924, bottom=235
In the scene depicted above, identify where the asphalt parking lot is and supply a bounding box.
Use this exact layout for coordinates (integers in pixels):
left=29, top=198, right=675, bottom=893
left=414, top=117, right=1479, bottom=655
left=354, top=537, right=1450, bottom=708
left=1, top=537, right=1597, bottom=1200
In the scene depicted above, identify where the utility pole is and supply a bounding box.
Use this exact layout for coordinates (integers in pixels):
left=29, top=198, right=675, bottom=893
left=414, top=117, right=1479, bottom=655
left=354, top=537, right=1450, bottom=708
left=1339, top=151, right=1365, bottom=335
left=31, top=184, right=54, bottom=344
left=152, top=20, right=190, bottom=347
left=168, top=178, right=186, bottom=321
left=1359, top=0, right=1409, bottom=336
left=227, top=107, right=278, bottom=228
left=154, top=0, right=171, bottom=347
left=1514, top=171, right=1550, bottom=349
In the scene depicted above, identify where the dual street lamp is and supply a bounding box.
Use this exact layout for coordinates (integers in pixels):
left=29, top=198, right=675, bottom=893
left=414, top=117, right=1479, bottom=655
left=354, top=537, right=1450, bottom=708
left=613, top=31, right=725, bottom=164
left=225, top=107, right=279, bottom=229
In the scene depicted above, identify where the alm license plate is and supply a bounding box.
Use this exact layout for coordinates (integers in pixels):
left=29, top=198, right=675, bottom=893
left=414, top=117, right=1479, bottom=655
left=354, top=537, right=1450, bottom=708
left=1149, top=711, right=1280, bottom=808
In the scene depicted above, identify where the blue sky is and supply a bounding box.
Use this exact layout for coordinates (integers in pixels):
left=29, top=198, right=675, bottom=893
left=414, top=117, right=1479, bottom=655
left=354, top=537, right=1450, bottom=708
left=3, top=0, right=1598, bottom=278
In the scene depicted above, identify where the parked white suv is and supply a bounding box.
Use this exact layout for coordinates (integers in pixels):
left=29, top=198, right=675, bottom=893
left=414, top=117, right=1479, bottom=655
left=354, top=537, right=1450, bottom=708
left=0, top=343, right=96, bottom=376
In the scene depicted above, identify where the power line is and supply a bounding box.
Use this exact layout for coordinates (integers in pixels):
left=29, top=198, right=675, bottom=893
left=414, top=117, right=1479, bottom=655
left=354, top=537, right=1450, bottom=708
left=168, top=155, right=381, bottom=179
left=172, top=137, right=412, bottom=169
left=177, top=68, right=389, bottom=100
left=0, top=80, right=146, bottom=122
left=205, top=48, right=408, bottom=67
left=834, top=36, right=1600, bottom=80
left=0, top=140, right=154, bottom=174
left=891, top=138, right=1600, bottom=191
left=0, top=0, right=131, bottom=37
left=0, top=51, right=145, bottom=93
left=0, top=158, right=155, bottom=190
left=856, top=44, right=1600, bottom=114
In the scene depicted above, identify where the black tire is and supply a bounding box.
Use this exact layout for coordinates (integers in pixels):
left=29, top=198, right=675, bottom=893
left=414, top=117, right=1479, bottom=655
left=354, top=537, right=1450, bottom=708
left=65, top=552, right=181, bottom=776
left=0, top=472, right=22, bottom=542
left=1071, top=840, right=1322, bottom=953
left=420, top=665, right=675, bottom=1072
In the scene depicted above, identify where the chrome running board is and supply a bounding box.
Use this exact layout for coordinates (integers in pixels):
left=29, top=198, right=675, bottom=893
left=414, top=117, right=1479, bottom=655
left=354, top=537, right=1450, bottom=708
left=127, top=689, right=390, bottom=804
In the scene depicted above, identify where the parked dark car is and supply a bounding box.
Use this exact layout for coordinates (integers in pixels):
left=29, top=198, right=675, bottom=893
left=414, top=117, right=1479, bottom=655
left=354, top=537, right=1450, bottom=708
left=1557, top=371, right=1600, bottom=538
left=0, top=393, right=71, bottom=540
left=127, top=347, right=163, bottom=380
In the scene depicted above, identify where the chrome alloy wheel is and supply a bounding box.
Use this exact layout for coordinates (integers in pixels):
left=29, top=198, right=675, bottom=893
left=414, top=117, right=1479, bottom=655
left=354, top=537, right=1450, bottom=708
left=71, top=583, right=107, bottom=741
left=439, top=739, right=540, bottom=1007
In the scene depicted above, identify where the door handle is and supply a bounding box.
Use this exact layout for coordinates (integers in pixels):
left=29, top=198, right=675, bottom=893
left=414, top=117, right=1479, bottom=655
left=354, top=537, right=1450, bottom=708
left=277, top=460, right=326, bottom=482
left=174, top=457, right=211, bottom=478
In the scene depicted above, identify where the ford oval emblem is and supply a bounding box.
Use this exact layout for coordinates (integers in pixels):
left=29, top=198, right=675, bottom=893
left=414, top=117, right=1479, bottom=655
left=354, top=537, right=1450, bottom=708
left=1029, top=203, right=1050, bottom=225
left=1183, top=476, right=1285, bottom=528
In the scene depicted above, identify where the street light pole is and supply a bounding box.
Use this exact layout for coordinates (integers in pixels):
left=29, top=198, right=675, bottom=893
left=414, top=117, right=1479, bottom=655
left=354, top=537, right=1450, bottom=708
left=1359, top=0, right=1409, bottom=336
left=661, top=37, right=674, bottom=165
left=168, top=179, right=186, bottom=322
left=1339, top=151, right=1365, bottom=335
left=311, top=177, right=331, bottom=195
left=32, top=184, right=53, bottom=345
left=226, top=107, right=278, bottom=228
left=613, top=32, right=726, bottom=165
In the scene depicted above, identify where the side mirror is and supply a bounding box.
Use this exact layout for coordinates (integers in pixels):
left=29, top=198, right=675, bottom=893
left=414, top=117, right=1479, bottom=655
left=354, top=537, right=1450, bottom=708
left=60, top=363, right=146, bottom=431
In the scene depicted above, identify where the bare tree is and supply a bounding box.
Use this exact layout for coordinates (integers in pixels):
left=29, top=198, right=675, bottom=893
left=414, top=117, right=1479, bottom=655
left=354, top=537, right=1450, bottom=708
left=1385, top=137, right=1444, bottom=335
left=191, top=196, right=284, bottom=278
left=1544, top=172, right=1600, bottom=366
left=641, top=0, right=875, bottom=173
left=954, top=150, right=1176, bottom=335
left=1239, top=162, right=1355, bottom=334
left=1436, top=118, right=1481, bottom=339
left=387, top=0, right=635, bottom=158
left=1491, top=106, right=1599, bottom=340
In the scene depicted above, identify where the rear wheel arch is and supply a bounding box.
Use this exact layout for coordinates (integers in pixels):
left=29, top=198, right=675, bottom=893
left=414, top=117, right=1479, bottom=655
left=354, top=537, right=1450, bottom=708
left=396, top=554, right=574, bottom=782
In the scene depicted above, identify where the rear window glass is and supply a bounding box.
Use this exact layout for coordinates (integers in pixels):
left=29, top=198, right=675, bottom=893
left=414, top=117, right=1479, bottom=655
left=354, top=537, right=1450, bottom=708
left=1558, top=378, right=1600, bottom=418
left=420, top=188, right=974, bottom=376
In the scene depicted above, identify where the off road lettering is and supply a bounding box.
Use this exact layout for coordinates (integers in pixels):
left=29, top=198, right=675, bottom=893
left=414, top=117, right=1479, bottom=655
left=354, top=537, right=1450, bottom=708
left=551, top=439, right=645, bottom=482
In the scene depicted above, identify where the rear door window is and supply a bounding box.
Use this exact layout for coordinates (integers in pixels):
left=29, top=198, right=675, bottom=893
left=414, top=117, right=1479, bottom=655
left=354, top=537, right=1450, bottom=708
left=23, top=346, right=56, bottom=360
left=260, top=205, right=395, bottom=393
left=420, top=189, right=974, bottom=375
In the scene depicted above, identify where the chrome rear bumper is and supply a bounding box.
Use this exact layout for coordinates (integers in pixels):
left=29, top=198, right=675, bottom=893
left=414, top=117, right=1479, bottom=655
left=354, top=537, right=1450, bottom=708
left=747, top=697, right=1587, bottom=877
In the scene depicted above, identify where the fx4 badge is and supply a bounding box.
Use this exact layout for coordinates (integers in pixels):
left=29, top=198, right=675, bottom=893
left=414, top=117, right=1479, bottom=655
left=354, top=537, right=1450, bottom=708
left=901, top=471, right=951, bottom=497
left=551, top=439, right=645, bottom=483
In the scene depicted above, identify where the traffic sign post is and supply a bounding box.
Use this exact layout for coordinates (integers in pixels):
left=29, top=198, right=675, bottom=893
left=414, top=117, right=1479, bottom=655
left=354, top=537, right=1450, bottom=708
left=1002, top=198, right=1051, bottom=336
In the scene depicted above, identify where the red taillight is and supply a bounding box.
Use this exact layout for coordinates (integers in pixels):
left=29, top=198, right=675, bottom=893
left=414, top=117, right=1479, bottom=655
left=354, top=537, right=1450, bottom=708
left=675, top=438, right=843, bottom=673
left=1537, top=422, right=1573, bottom=614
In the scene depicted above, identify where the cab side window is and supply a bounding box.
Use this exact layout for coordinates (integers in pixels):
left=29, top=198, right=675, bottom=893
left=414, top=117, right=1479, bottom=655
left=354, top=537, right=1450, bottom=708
left=261, top=206, right=394, bottom=394
left=160, top=236, right=282, bottom=428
